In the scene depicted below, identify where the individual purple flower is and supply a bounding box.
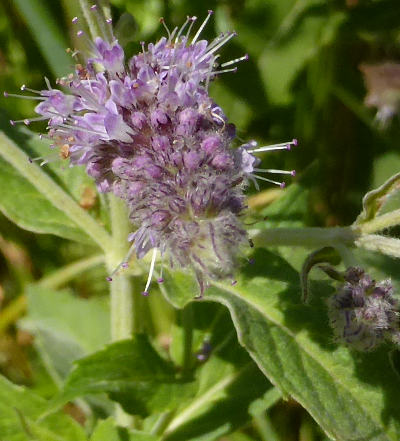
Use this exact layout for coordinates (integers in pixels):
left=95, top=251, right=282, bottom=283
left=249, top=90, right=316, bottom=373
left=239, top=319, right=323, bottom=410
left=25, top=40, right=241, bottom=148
left=328, top=267, right=400, bottom=351
left=6, top=8, right=297, bottom=296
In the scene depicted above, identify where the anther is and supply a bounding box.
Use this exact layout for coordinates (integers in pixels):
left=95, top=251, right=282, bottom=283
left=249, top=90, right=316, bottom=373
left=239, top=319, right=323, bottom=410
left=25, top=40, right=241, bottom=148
left=72, top=16, right=78, bottom=24
left=106, top=276, right=112, bottom=282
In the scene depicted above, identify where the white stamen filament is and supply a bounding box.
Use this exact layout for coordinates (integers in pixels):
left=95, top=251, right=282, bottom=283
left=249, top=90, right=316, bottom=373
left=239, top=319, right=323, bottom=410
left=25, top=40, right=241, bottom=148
left=192, top=10, right=213, bottom=44
left=252, top=174, right=285, bottom=188
left=109, top=242, right=137, bottom=278
left=58, top=123, right=106, bottom=137
left=168, top=26, right=178, bottom=43
left=20, top=85, right=42, bottom=94
left=221, top=54, right=248, bottom=68
left=185, top=16, right=197, bottom=40
left=210, top=66, right=237, bottom=76
left=249, top=144, right=290, bottom=153
left=4, top=92, right=45, bottom=101
left=175, top=16, right=190, bottom=44
left=254, top=168, right=295, bottom=175
left=143, top=248, right=158, bottom=294
left=44, top=77, right=52, bottom=90
left=90, top=4, right=113, bottom=43
left=160, top=18, right=172, bottom=40
left=199, top=32, right=236, bottom=63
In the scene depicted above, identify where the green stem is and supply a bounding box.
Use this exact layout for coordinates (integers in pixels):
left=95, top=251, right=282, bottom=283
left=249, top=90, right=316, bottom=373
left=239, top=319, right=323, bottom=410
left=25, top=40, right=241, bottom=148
left=0, top=132, right=113, bottom=252
left=355, top=234, right=400, bottom=258
left=181, top=304, right=194, bottom=378
left=107, top=195, right=135, bottom=427
left=357, top=209, right=400, bottom=234
left=253, top=414, right=281, bottom=441
left=107, top=195, right=133, bottom=340
left=252, top=226, right=356, bottom=249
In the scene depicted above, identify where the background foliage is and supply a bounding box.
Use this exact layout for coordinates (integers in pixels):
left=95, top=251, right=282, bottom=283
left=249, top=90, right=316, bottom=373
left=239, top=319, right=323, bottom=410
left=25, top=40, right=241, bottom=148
left=1, top=0, right=400, bottom=440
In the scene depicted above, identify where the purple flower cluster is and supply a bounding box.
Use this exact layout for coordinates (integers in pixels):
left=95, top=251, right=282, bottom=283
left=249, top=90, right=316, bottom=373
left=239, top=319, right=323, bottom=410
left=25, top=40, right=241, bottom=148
left=6, top=8, right=296, bottom=295
left=328, top=267, right=400, bottom=351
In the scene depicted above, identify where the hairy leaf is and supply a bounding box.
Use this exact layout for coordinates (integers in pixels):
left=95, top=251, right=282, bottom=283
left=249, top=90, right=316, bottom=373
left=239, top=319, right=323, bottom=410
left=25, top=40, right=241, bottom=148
left=161, top=249, right=400, bottom=441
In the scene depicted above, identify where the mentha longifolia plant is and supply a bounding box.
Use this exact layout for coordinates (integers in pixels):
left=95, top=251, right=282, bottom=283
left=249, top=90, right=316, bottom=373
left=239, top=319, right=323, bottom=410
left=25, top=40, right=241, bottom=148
left=5, top=7, right=297, bottom=297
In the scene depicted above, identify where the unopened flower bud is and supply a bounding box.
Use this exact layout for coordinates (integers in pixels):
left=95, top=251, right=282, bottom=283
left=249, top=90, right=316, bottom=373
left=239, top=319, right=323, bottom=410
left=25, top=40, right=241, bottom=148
left=328, top=267, right=399, bottom=351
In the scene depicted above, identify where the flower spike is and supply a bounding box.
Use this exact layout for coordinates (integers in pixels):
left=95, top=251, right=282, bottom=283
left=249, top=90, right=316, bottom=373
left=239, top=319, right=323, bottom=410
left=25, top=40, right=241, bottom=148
left=8, top=10, right=296, bottom=296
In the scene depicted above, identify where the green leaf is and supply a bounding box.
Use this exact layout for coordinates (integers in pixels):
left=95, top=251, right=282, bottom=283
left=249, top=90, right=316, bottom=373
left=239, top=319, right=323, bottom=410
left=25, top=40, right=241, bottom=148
left=0, top=374, right=86, bottom=441
left=356, top=172, right=400, bottom=224
left=57, top=336, right=197, bottom=417
left=0, top=129, right=112, bottom=249
left=12, top=0, right=71, bottom=77
left=91, top=418, right=160, bottom=441
left=161, top=249, right=400, bottom=441
left=157, top=302, right=271, bottom=441
left=0, top=153, right=92, bottom=243
left=20, top=285, right=110, bottom=379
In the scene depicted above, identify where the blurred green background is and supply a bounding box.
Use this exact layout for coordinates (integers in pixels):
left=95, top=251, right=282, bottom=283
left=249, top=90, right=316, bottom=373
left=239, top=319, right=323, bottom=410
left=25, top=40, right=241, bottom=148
left=0, top=0, right=400, bottom=440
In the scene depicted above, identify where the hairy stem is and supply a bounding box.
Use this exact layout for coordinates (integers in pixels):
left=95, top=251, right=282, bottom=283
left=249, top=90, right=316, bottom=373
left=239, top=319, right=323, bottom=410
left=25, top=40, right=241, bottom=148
left=107, top=195, right=134, bottom=427
left=0, top=132, right=113, bottom=252
left=355, top=234, right=400, bottom=259
left=107, top=195, right=133, bottom=340
left=356, top=209, right=400, bottom=235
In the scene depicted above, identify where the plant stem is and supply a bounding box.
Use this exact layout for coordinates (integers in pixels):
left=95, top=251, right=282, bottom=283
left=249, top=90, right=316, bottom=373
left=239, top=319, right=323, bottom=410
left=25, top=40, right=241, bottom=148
left=107, top=195, right=133, bottom=341
left=356, top=209, right=400, bottom=234
left=181, top=303, right=194, bottom=378
left=0, top=132, right=113, bottom=252
left=107, top=195, right=135, bottom=427
left=355, top=234, right=400, bottom=259
left=252, top=226, right=356, bottom=249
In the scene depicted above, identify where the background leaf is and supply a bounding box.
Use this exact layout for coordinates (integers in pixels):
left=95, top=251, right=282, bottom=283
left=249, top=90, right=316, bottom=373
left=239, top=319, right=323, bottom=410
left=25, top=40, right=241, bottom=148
left=91, top=418, right=160, bottom=441
left=20, top=285, right=110, bottom=380
left=0, top=374, right=86, bottom=441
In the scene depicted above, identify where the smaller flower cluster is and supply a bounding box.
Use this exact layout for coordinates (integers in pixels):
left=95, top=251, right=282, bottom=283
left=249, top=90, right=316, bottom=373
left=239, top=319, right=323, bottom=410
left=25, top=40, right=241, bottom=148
left=328, top=267, right=400, bottom=351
